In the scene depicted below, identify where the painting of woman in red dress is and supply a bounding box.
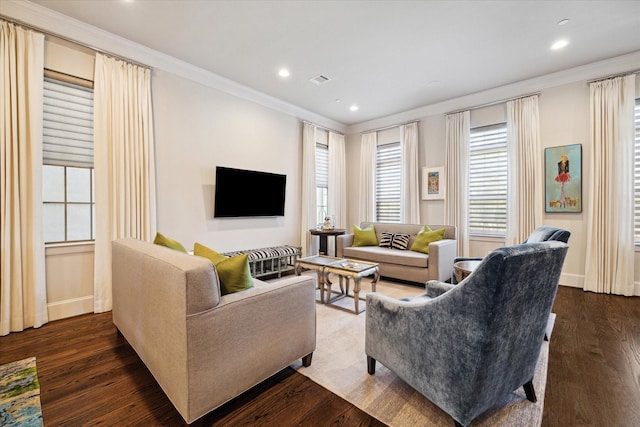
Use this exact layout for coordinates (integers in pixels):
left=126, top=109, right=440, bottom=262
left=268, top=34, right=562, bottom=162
left=555, top=154, right=570, bottom=207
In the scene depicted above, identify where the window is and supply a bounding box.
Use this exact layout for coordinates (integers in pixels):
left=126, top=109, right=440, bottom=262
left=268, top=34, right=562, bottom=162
left=376, top=142, right=401, bottom=222
left=42, top=76, right=95, bottom=243
left=468, top=123, right=508, bottom=235
left=634, top=99, right=640, bottom=243
left=316, top=143, right=329, bottom=225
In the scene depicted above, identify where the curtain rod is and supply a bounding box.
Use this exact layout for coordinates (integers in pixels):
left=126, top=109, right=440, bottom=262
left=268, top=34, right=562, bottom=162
left=586, top=69, right=640, bottom=84
left=361, top=120, right=420, bottom=134
left=303, top=121, right=344, bottom=136
left=446, top=92, right=541, bottom=116
left=1, top=15, right=153, bottom=70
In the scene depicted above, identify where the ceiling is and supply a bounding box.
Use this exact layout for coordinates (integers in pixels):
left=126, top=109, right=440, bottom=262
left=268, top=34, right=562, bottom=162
left=25, top=0, right=640, bottom=126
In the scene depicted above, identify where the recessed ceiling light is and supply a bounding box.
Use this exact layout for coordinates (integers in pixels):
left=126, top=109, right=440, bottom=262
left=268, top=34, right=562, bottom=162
left=278, top=68, right=290, bottom=78
left=551, top=39, right=569, bottom=50
left=558, top=18, right=569, bottom=26
left=350, top=105, right=359, bottom=112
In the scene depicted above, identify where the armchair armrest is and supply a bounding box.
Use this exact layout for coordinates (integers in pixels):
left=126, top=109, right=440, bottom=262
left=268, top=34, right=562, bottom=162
left=336, top=234, right=354, bottom=258
left=427, top=239, right=457, bottom=282
left=425, top=280, right=455, bottom=298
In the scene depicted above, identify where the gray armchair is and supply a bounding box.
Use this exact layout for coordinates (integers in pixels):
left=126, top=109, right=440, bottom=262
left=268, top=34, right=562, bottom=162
left=366, top=241, right=569, bottom=427
left=451, top=225, right=570, bottom=284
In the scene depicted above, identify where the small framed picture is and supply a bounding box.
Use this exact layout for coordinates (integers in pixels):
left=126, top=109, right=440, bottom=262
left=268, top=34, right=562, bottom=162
left=422, top=166, right=445, bottom=200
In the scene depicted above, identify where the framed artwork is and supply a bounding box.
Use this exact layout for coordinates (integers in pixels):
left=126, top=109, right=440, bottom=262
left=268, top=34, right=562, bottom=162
left=422, top=166, right=445, bottom=200
left=544, top=144, right=582, bottom=213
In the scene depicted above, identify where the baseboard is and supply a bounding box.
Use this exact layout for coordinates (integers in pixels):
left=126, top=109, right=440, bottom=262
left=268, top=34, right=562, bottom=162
left=559, top=272, right=583, bottom=289
left=560, top=273, right=640, bottom=296
left=47, top=296, right=94, bottom=321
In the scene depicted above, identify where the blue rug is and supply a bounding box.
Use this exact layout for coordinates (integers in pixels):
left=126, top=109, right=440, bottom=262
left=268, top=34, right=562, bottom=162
left=0, top=357, right=44, bottom=426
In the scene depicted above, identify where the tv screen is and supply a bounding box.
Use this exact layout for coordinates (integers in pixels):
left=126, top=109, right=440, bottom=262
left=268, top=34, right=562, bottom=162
left=214, top=166, right=286, bottom=218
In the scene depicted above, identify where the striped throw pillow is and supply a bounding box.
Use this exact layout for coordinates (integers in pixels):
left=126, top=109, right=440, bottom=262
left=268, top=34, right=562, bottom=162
left=391, top=233, right=410, bottom=250
left=378, top=232, right=410, bottom=250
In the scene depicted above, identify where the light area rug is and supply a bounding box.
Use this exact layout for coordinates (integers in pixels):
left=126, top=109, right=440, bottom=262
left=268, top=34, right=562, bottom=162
left=291, top=277, right=549, bottom=427
left=0, top=357, right=44, bottom=427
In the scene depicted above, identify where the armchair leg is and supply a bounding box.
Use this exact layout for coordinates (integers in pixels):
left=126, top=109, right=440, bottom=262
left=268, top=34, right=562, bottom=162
left=367, top=356, right=376, bottom=375
left=523, top=379, right=537, bottom=402
left=302, top=353, right=313, bottom=367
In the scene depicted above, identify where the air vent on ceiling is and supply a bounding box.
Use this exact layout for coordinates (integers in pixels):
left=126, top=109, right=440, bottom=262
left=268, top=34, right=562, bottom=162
left=309, top=74, right=330, bottom=85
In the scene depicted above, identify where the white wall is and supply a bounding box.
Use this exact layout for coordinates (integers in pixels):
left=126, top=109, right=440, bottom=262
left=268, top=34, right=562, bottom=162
left=152, top=70, right=303, bottom=251
left=345, top=76, right=640, bottom=294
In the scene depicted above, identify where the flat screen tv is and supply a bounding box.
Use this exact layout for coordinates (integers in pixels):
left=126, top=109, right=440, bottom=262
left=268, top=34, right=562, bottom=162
left=214, top=166, right=287, bottom=218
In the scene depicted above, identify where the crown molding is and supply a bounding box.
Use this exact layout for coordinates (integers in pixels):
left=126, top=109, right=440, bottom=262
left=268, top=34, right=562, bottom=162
left=1, top=0, right=347, bottom=133
left=346, top=50, right=640, bottom=135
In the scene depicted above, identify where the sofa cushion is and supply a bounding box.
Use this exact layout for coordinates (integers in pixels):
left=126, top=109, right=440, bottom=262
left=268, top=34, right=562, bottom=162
left=410, top=228, right=446, bottom=254
left=379, top=232, right=410, bottom=250
left=153, top=232, right=188, bottom=253
left=353, top=224, right=378, bottom=246
left=194, top=243, right=253, bottom=295
left=343, top=246, right=429, bottom=268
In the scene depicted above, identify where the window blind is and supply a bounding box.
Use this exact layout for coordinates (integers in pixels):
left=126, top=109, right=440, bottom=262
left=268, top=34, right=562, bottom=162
left=316, top=143, right=328, bottom=188
left=469, top=123, right=508, bottom=235
left=43, top=77, right=94, bottom=168
left=376, top=142, right=401, bottom=223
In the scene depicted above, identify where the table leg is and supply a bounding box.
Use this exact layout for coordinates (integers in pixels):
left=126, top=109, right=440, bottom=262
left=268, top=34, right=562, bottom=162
left=353, top=277, right=361, bottom=314
left=318, top=270, right=326, bottom=303
left=319, top=235, right=328, bottom=255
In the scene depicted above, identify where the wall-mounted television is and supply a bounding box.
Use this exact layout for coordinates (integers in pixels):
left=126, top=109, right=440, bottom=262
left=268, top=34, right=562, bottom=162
left=214, top=166, right=287, bottom=218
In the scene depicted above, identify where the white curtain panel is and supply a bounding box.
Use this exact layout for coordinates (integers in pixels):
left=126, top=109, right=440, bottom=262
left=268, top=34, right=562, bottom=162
left=0, top=21, right=48, bottom=335
left=401, top=122, right=420, bottom=223
left=359, top=132, right=377, bottom=223
left=93, top=53, right=157, bottom=313
left=328, top=131, right=346, bottom=229
left=584, top=75, right=635, bottom=295
left=506, top=95, right=542, bottom=245
left=444, top=111, right=470, bottom=257
left=300, top=123, right=318, bottom=256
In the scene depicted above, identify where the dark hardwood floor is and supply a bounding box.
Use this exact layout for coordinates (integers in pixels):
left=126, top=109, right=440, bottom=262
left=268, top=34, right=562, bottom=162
left=1, top=285, right=638, bottom=426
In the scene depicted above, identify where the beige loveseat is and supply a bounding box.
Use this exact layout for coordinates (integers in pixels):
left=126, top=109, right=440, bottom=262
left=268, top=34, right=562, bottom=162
left=112, top=238, right=316, bottom=424
left=337, top=222, right=457, bottom=284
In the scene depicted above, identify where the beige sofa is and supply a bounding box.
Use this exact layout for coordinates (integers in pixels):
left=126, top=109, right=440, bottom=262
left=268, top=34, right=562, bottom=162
left=337, top=222, right=457, bottom=284
left=112, top=238, right=316, bottom=424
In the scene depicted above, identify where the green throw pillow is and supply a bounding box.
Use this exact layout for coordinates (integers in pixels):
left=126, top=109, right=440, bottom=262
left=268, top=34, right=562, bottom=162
left=153, top=232, right=188, bottom=253
left=193, top=242, right=228, bottom=264
left=193, top=243, right=253, bottom=296
left=353, top=224, right=378, bottom=247
left=215, top=254, right=253, bottom=295
left=417, top=225, right=432, bottom=234
left=410, top=228, right=445, bottom=254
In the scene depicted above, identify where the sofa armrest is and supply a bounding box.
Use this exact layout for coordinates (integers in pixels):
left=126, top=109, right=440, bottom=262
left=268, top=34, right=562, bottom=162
left=427, top=239, right=457, bottom=282
left=336, top=234, right=354, bottom=258
left=425, top=280, right=456, bottom=297
left=184, top=274, right=317, bottom=421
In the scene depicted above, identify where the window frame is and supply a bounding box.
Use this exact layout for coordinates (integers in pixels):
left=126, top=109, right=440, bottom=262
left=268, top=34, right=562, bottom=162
left=42, top=74, right=95, bottom=244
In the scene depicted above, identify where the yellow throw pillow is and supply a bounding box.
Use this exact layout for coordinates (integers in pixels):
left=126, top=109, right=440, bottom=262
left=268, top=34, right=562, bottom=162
left=353, top=224, right=378, bottom=247
left=417, top=225, right=432, bottom=234
left=215, top=254, right=253, bottom=295
left=194, top=243, right=253, bottom=296
left=410, top=228, right=445, bottom=254
left=153, top=232, right=188, bottom=253
left=193, top=242, right=228, bottom=264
